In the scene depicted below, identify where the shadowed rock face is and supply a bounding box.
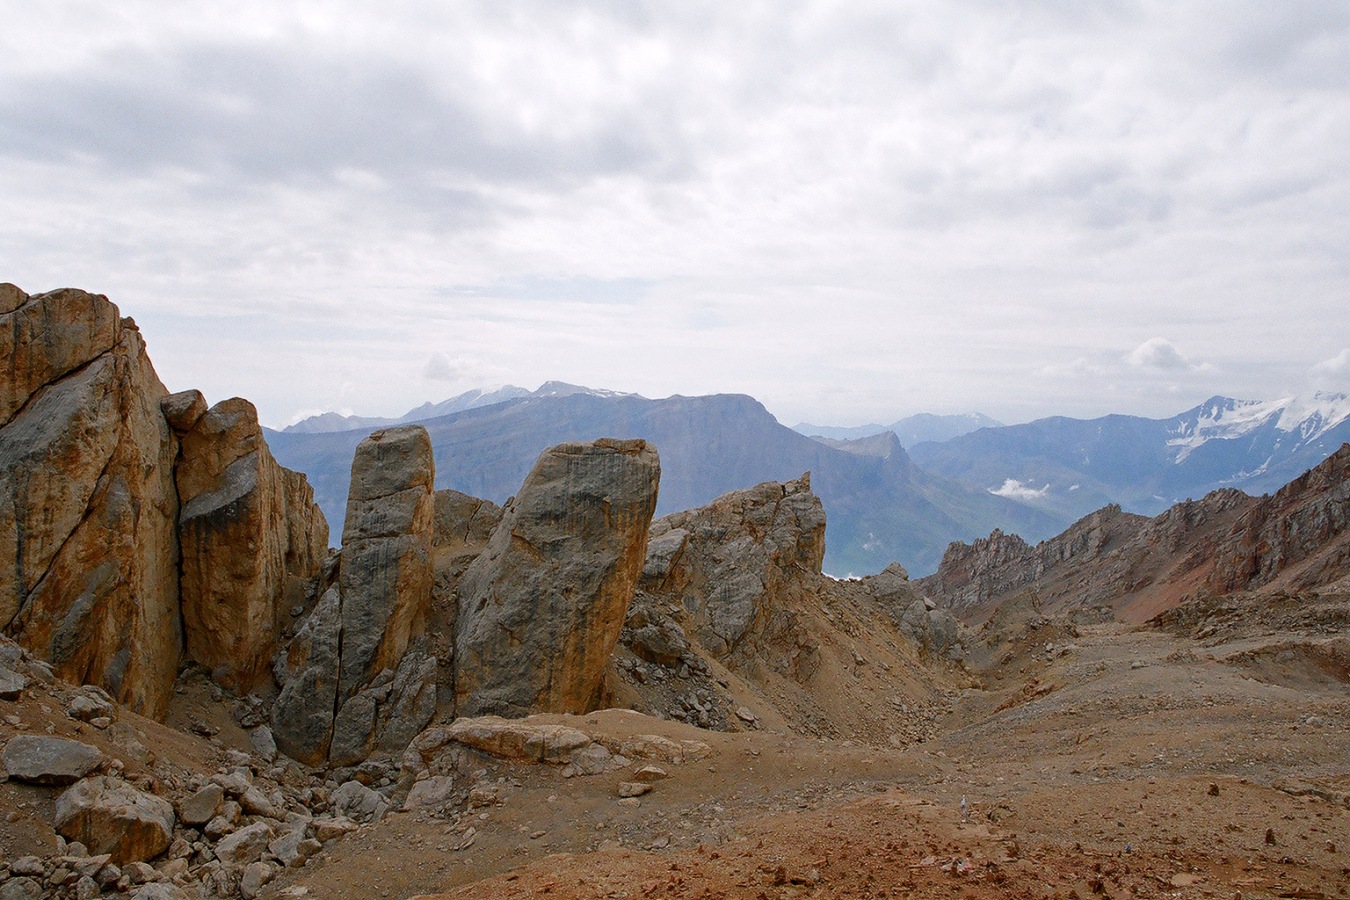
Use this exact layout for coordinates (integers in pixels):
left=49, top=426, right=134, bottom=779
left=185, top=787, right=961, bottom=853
left=0, top=286, right=181, bottom=717
left=454, top=438, right=661, bottom=718
left=173, top=395, right=328, bottom=693
left=273, top=425, right=437, bottom=766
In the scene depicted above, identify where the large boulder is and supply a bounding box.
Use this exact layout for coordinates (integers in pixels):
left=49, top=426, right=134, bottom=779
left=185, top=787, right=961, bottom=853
left=174, top=395, right=328, bottom=692
left=0, top=287, right=180, bottom=717
left=55, top=776, right=175, bottom=864
left=271, top=587, right=342, bottom=765
left=1, top=735, right=104, bottom=785
left=454, top=438, right=660, bottom=717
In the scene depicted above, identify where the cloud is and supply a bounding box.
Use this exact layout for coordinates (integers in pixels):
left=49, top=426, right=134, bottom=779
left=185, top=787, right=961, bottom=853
left=1126, top=337, right=1194, bottom=371
left=423, top=352, right=464, bottom=382
left=990, top=479, right=1051, bottom=502
left=1311, top=348, right=1350, bottom=386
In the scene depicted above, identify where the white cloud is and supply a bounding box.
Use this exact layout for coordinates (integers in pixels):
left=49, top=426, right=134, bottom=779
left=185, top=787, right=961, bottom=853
left=2, top=3, right=1348, bottom=428
left=1126, top=337, right=1194, bottom=371
left=1311, top=348, right=1350, bottom=385
left=990, top=479, right=1051, bottom=502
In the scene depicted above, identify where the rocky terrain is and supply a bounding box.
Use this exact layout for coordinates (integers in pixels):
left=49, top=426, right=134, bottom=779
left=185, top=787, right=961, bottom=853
left=2, top=284, right=1347, bottom=899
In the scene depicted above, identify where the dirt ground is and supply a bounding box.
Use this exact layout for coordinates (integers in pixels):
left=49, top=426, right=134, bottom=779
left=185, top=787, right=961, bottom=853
left=255, top=611, right=1349, bottom=900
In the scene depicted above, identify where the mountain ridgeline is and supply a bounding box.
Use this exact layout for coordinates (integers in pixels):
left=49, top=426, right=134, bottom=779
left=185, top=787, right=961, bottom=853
left=267, top=391, right=1066, bottom=576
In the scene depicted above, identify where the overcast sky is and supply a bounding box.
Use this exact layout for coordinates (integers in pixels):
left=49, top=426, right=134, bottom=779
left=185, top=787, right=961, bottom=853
left=3, top=2, right=1348, bottom=429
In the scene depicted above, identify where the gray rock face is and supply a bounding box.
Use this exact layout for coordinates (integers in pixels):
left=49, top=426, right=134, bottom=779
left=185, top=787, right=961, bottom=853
left=455, top=438, right=661, bottom=717
left=1, top=735, right=104, bottom=784
left=55, top=776, right=175, bottom=864
left=176, top=783, right=224, bottom=827
left=643, top=474, right=825, bottom=663
left=214, top=821, right=273, bottom=866
left=329, top=780, right=389, bottom=824
left=272, top=425, right=436, bottom=765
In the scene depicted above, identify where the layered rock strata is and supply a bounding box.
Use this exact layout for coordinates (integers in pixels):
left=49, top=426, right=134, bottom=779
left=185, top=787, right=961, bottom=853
left=0, top=286, right=181, bottom=717
left=454, top=438, right=660, bottom=718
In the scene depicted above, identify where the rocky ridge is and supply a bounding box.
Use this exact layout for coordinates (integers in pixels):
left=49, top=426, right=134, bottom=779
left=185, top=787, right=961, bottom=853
left=918, top=447, right=1350, bottom=624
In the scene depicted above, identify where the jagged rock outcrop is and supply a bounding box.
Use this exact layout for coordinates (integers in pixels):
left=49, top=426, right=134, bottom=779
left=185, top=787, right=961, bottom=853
left=1204, top=443, right=1350, bottom=594
left=272, top=425, right=437, bottom=765
left=641, top=474, right=825, bottom=666
left=454, top=438, right=660, bottom=718
left=171, top=394, right=328, bottom=692
left=0, top=286, right=181, bottom=717
left=920, top=448, right=1350, bottom=624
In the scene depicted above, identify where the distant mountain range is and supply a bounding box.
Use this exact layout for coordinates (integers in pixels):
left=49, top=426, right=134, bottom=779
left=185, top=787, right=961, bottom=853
left=266, top=386, right=1064, bottom=577
left=907, top=393, right=1350, bottom=522
left=793, top=412, right=1002, bottom=447
left=267, top=385, right=1349, bottom=578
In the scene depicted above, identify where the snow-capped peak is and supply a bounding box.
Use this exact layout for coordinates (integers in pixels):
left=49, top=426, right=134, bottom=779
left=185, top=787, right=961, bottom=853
left=1167, top=392, right=1350, bottom=462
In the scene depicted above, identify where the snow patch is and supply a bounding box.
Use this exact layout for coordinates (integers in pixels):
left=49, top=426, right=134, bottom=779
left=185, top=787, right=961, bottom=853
left=1168, top=392, right=1350, bottom=463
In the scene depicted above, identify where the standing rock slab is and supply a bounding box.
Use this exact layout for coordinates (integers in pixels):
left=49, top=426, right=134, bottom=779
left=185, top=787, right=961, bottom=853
left=455, top=438, right=660, bottom=717
left=1, top=735, right=104, bottom=784
left=337, top=424, right=435, bottom=696
left=1, top=289, right=181, bottom=717
left=55, top=776, right=175, bottom=864
left=175, top=396, right=328, bottom=693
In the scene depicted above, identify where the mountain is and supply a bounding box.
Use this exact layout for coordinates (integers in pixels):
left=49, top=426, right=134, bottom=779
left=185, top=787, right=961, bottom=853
left=908, top=393, right=1350, bottom=522
left=266, top=391, right=1066, bottom=577
left=917, top=442, right=1350, bottom=625
left=282, top=384, right=535, bottom=433
left=793, top=411, right=1002, bottom=447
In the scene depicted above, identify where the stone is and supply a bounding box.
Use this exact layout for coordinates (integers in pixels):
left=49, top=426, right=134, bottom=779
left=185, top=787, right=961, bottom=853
left=269, top=828, right=320, bottom=868
left=640, top=475, right=824, bottom=670
left=445, top=716, right=594, bottom=763
left=8, top=856, right=44, bottom=876
left=249, top=725, right=277, bottom=762
left=238, top=785, right=278, bottom=818
left=455, top=439, right=660, bottom=716
left=68, top=686, right=116, bottom=722
left=312, top=815, right=360, bottom=842
left=176, top=397, right=328, bottom=693
left=158, top=390, right=206, bottom=434
left=272, top=587, right=342, bottom=766
left=618, top=781, right=652, bottom=798
left=1, top=735, right=104, bottom=784
left=128, top=885, right=190, bottom=900
left=214, top=821, right=273, bottom=866
left=1, top=292, right=181, bottom=717
left=54, top=776, right=175, bottom=864
left=329, top=780, right=389, bottom=824
left=240, top=861, right=276, bottom=899
left=403, top=774, right=456, bottom=809
left=0, top=665, right=26, bottom=700
left=633, top=765, right=669, bottom=783
left=122, top=860, right=157, bottom=883
left=0, top=878, right=43, bottom=900
left=337, top=425, right=435, bottom=696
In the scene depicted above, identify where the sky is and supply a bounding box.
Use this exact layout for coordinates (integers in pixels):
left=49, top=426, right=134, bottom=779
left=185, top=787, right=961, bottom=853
left=2, top=2, right=1348, bottom=430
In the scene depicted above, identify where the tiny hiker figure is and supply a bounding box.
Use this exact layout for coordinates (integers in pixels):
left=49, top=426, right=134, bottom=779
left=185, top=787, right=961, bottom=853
left=960, top=795, right=969, bottom=823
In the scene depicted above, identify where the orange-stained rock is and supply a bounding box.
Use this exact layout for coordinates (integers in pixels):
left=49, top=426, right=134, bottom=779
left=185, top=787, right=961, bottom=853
left=0, top=289, right=181, bottom=717
left=175, top=397, right=328, bottom=692
left=454, top=438, right=660, bottom=718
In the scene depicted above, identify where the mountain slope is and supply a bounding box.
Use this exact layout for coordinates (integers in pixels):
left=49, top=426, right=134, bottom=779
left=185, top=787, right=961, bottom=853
left=909, top=393, right=1350, bottom=521
left=266, top=393, right=1066, bottom=576
left=917, top=442, right=1350, bottom=625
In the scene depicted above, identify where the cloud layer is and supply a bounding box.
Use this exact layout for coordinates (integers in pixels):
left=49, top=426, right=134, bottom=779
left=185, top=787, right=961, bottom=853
left=2, top=2, right=1347, bottom=427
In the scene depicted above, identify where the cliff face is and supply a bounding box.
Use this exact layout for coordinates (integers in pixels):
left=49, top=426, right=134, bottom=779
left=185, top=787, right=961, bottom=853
left=1, top=284, right=328, bottom=718
left=920, top=446, right=1350, bottom=624
left=1, top=286, right=181, bottom=717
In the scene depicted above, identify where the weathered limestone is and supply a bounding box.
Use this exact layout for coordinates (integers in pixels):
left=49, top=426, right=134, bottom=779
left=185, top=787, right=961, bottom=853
left=455, top=438, right=661, bottom=717
left=173, top=396, right=328, bottom=692
left=0, top=287, right=181, bottom=717
left=272, top=425, right=436, bottom=765
left=55, top=776, right=175, bottom=864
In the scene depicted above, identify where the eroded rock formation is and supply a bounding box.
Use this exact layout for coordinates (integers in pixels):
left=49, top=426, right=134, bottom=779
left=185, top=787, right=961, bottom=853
left=1, top=286, right=181, bottom=717
left=454, top=438, right=660, bottom=718
left=172, top=394, right=328, bottom=692
left=273, top=425, right=437, bottom=766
